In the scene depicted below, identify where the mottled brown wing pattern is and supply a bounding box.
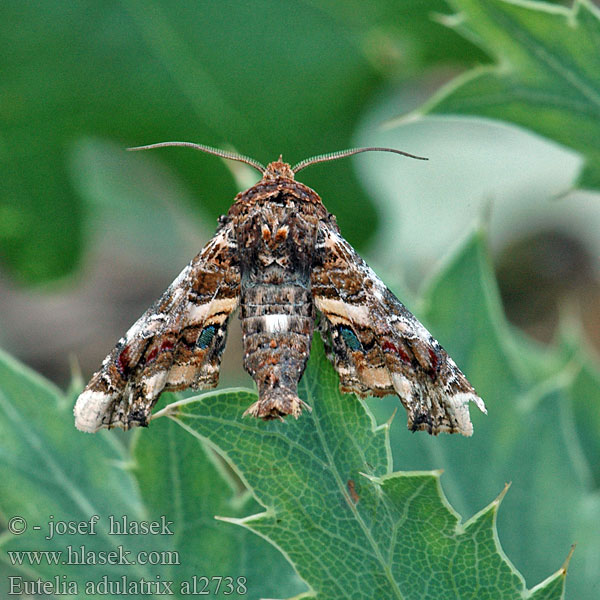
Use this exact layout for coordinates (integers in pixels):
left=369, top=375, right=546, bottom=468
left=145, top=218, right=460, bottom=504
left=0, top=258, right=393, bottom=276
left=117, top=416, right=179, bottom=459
left=312, top=221, right=486, bottom=436
left=75, top=151, right=484, bottom=435
left=74, top=223, right=240, bottom=432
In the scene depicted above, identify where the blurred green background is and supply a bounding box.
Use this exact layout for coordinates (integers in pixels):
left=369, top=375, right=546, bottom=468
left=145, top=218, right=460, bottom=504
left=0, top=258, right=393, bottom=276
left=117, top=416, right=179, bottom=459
left=1, top=1, right=599, bottom=598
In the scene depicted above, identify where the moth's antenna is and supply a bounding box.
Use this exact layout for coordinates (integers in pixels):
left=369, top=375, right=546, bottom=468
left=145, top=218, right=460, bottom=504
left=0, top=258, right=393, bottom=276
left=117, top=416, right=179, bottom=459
left=127, top=141, right=266, bottom=174
left=292, top=147, right=428, bottom=174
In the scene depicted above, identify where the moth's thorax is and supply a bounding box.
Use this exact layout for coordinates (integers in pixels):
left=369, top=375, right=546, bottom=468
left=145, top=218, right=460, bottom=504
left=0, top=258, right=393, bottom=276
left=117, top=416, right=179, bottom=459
left=236, top=200, right=318, bottom=279
left=228, top=177, right=328, bottom=224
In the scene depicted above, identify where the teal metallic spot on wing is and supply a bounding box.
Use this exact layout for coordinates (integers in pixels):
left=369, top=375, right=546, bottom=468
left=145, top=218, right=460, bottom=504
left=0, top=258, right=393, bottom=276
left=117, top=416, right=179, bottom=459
left=197, top=325, right=217, bottom=349
left=339, top=326, right=362, bottom=351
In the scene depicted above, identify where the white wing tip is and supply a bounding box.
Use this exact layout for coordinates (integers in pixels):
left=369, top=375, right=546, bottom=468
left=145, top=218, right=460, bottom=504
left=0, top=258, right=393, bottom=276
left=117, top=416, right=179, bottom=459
left=452, top=392, right=487, bottom=436
left=457, top=391, right=487, bottom=415
left=73, top=390, right=114, bottom=433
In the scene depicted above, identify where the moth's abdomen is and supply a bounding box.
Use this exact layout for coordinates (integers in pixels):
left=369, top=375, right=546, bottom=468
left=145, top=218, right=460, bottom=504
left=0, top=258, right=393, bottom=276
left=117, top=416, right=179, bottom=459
left=234, top=198, right=321, bottom=419
left=240, top=284, right=314, bottom=419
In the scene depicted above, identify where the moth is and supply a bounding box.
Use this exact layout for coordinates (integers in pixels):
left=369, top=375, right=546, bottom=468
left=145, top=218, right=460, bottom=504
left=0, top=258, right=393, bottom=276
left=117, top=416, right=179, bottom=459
left=74, top=142, right=486, bottom=435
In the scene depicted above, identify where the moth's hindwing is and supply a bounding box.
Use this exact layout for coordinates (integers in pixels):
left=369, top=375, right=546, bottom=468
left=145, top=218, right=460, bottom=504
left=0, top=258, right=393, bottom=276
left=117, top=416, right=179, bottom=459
left=311, top=221, right=486, bottom=436
left=74, top=223, right=240, bottom=432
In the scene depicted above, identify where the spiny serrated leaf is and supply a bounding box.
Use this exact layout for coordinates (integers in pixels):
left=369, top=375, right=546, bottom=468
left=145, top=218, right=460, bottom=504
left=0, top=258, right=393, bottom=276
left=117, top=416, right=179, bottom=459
left=133, top=405, right=304, bottom=598
left=0, top=351, right=300, bottom=599
left=421, top=228, right=600, bottom=600
left=414, top=0, right=600, bottom=190
left=371, top=228, right=599, bottom=599
left=165, top=337, right=566, bottom=599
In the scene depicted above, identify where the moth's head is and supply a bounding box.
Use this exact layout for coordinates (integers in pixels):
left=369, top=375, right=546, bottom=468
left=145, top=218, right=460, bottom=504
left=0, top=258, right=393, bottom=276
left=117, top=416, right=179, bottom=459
left=263, top=157, right=295, bottom=181
left=126, top=142, right=428, bottom=180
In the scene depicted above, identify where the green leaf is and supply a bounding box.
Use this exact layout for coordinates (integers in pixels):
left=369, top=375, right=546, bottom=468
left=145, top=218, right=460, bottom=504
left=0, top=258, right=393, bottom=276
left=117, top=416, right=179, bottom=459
left=69, top=137, right=213, bottom=269
left=308, top=0, right=487, bottom=76
left=132, top=404, right=304, bottom=598
left=165, top=337, right=567, bottom=599
left=3, top=224, right=592, bottom=598
left=0, top=352, right=301, bottom=599
left=1, top=0, right=395, bottom=283
left=413, top=0, right=600, bottom=190
left=567, top=354, right=600, bottom=489
left=370, top=228, right=599, bottom=599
